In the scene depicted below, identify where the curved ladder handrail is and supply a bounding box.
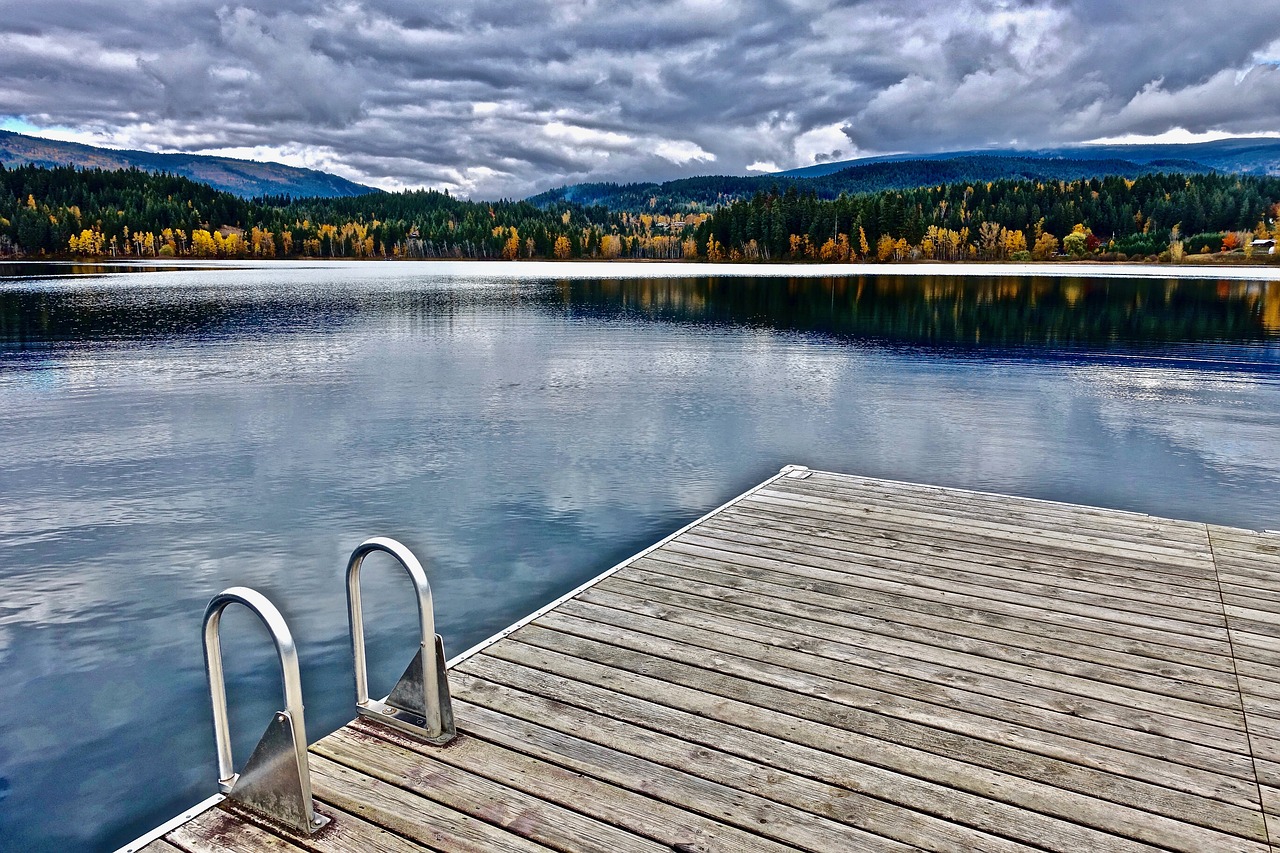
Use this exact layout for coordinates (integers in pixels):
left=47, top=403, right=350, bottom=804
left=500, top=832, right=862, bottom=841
left=346, top=536, right=455, bottom=743
left=203, top=587, right=328, bottom=834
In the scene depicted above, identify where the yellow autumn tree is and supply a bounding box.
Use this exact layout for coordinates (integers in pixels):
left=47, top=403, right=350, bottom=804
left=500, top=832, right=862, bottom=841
left=213, top=230, right=244, bottom=256
left=190, top=229, right=217, bottom=257
left=553, top=235, right=572, bottom=259
left=706, top=236, right=724, bottom=262
left=68, top=228, right=104, bottom=255
left=876, top=234, right=896, bottom=262
left=1032, top=232, right=1059, bottom=260
left=249, top=224, right=272, bottom=253
left=502, top=228, right=520, bottom=260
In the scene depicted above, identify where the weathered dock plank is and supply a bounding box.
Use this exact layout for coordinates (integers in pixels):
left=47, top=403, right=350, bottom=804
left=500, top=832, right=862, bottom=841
left=132, top=467, right=1280, bottom=853
left=1211, top=524, right=1280, bottom=848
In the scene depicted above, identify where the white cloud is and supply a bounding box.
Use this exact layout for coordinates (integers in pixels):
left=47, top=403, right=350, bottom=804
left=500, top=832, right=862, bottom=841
left=1086, top=128, right=1280, bottom=145
left=652, top=139, right=715, bottom=165
left=543, top=121, right=635, bottom=150
left=793, top=122, right=851, bottom=166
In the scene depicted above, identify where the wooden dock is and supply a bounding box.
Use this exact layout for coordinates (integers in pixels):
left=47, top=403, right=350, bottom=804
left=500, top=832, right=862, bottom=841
left=134, top=466, right=1280, bottom=852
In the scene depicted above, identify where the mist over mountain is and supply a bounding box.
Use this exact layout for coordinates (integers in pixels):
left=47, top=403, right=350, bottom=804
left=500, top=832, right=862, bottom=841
left=0, top=130, right=378, bottom=199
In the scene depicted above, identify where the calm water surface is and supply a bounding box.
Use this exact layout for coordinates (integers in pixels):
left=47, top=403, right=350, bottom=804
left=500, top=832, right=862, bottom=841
left=1, top=261, right=1278, bottom=851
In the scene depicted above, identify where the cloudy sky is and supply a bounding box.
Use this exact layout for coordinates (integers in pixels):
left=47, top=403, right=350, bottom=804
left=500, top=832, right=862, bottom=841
left=2, top=0, right=1279, bottom=198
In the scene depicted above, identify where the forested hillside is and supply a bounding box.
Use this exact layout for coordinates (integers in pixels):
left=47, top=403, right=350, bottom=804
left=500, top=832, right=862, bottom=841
left=690, top=173, right=1280, bottom=262
left=529, top=155, right=1212, bottom=213
left=0, top=165, right=653, bottom=260
left=0, top=130, right=376, bottom=198
left=1, top=164, right=1277, bottom=264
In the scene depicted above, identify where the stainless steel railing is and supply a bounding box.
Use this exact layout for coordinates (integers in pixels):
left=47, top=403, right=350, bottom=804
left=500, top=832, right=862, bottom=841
left=202, top=587, right=329, bottom=834
left=191, top=537, right=453, bottom=835
left=346, top=536, right=456, bottom=744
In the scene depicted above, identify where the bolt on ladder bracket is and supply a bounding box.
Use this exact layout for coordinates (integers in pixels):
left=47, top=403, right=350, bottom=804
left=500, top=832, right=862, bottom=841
left=347, top=536, right=456, bottom=745
left=203, top=587, right=329, bottom=835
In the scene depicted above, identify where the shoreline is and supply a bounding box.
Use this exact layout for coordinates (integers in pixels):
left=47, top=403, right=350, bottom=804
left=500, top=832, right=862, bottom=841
left=5, top=258, right=1279, bottom=282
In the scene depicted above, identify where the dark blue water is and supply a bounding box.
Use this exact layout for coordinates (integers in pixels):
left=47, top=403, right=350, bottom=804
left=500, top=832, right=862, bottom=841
left=1, top=261, right=1278, bottom=851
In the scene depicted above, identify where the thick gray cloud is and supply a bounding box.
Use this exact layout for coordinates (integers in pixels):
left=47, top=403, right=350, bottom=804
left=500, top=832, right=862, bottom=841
left=1, top=0, right=1278, bottom=198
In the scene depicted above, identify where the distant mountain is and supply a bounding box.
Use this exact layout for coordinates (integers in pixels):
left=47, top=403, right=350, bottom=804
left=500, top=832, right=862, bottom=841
left=0, top=130, right=378, bottom=199
left=778, top=137, right=1280, bottom=178
left=529, top=154, right=1215, bottom=213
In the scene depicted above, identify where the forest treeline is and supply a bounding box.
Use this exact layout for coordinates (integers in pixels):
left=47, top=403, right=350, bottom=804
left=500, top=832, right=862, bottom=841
left=691, top=172, right=1280, bottom=262
left=1, top=163, right=1278, bottom=264
left=0, top=164, right=661, bottom=260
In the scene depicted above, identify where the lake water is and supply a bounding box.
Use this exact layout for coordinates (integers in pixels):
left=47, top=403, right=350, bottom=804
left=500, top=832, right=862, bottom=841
left=1, top=261, right=1278, bottom=851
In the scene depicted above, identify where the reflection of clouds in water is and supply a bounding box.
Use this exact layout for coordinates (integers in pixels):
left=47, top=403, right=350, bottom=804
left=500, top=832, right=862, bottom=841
left=1079, top=365, right=1266, bottom=402
left=732, top=336, right=848, bottom=407
left=1074, top=365, right=1280, bottom=480
left=91, top=336, right=358, bottom=385
left=818, top=358, right=1072, bottom=494
left=0, top=495, right=204, bottom=546
left=0, top=340, right=360, bottom=416
left=664, top=475, right=742, bottom=518
left=0, top=543, right=252, bottom=664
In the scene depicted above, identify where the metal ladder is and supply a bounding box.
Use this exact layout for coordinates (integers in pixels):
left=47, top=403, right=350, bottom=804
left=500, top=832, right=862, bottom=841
left=201, top=536, right=454, bottom=834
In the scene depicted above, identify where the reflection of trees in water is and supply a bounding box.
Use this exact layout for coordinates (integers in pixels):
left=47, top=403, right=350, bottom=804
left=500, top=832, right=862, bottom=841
left=1, top=290, right=214, bottom=344
left=0, top=289, right=361, bottom=346
left=2, top=274, right=1276, bottom=351
left=558, top=276, right=1280, bottom=347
